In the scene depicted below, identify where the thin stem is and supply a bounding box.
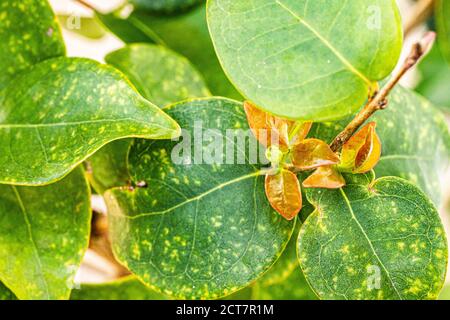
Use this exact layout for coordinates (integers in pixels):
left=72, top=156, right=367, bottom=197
left=404, top=0, right=435, bottom=37
left=329, top=32, right=436, bottom=152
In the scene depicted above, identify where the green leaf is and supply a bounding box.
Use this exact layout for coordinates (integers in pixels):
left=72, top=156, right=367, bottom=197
left=207, top=0, right=403, bottom=121
left=0, top=167, right=92, bottom=300
left=312, top=86, right=450, bottom=206
left=0, top=57, right=180, bottom=186
left=70, top=276, right=169, bottom=300
left=58, top=15, right=106, bottom=39
left=416, top=43, right=450, bottom=111
left=439, top=284, right=450, bottom=300
left=105, top=98, right=294, bottom=299
left=88, top=44, right=211, bottom=193
left=0, top=282, right=16, bottom=300
left=298, top=173, right=448, bottom=300
left=130, top=0, right=204, bottom=13
left=436, top=0, right=450, bottom=63
left=97, top=3, right=241, bottom=99
left=105, top=44, right=211, bottom=107
left=0, top=0, right=65, bottom=90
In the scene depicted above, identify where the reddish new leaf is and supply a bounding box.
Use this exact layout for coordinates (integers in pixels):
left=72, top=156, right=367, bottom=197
left=265, top=170, right=302, bottom=220
left=244, top=101, right=292, bottom=149
left=291, top=139, right=340, bottom=171
left=302, top=166, right=346, bottom=189
left=290, top=121, right=313, bottom=146
left=340, top=122, right=381, bottom=173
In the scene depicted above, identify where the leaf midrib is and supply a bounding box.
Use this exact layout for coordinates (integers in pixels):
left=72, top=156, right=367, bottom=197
left=11, top=186, right=50, bottom=299
left=275, top=0, right=373, bottom=87
left=339, top=188, right=403, bottom=300
left=113, top=170, right=265, bottom=219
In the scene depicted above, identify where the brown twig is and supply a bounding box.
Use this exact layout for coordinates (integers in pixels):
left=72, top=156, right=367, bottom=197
left=404, top=0, right=435, bottom=37
left=330, top=32, right=436, bottom=152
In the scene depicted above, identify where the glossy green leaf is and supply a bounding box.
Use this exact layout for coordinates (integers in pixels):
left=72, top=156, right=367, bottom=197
left=248, top=223, right=317, bottom=300
left=416, top=41, right=450, bottom=111
left=130, top=0, right=204, bottom=13
left=0, top=167, right=91, bottom=300
left=207, top=0, right=403, bottom=121
left=0, top=0, right=65, bottom=90
left=0, top=57, right=180, bottom=186
left=436, top=0, right=450, bottom=63
left=88, top=44, right=210, bottom=193
left=312, top=86, right=450, bottom=206
left=105, top=98, right=294, bottom=299
left=70, top=276, right=169, bottom=300
left=106, top=44, right=211, bottom=107
left=97, top=3, right=241, bottom=99
left=298, top=172, right=448, bottom=300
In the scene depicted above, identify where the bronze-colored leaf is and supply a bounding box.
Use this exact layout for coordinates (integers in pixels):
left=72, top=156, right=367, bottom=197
left=265, top=170, right=302, bottom=220
left=244, top=101, right=292, bottom=149
left=340, top=122, right=382, bottom=173
left=302, top=166, right=346, bottom=189
left=291, top=139, right=340, bottom=171
left=290, top=122, right=313, bottom=146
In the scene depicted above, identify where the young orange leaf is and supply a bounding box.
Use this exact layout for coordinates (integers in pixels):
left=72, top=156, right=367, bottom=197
left=290, top=121, right=313, bottom=146
left=265, top=170, right=302, bottom=220
left=291, top=139, right=340, bottom=171
left=244, top=101, right=292, bottom=149
left=302, top=166, right=346, bottom=189
left=340, top=122, right=381, bottom=173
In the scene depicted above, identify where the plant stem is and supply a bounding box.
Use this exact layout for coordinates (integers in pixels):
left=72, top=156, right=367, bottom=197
left=404, top=0, right=435, bottom=37
left=329, top=32, right=436, bottom=152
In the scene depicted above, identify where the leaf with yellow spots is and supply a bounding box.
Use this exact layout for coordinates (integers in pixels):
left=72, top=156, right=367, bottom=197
left=265, top=169, right=302, bottom=220
left=298, top=172, right=448, bottom=300
left=312, top=86, right=450, bottom=206
left=96, top=2, right=241, bottom=99
left=87, top=44, right=210, bottom=193
left=340, top=122, right=381, bottom=174
left=0, top=0, right=65, bottom=91
left=0, top=167, right=91, bottom=300
left=224, top=221, right=318, bottom=300
left=0, top=57, right=180, bottom=186
left=105, top=98, right=294, bottom=299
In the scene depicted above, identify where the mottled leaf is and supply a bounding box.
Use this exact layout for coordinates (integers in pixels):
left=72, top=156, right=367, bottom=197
left=105, top=44, right=211, bottom=107
left=291, top=139, right=340, bottom=171
left=207, top=0, right=403, bottom=121
left=88, top=44, right=210, bottom=193
left=312, top=86, right=450, bottom=206
left=0, top=167, right=91, bottom=300
left=97, top=3, right=241, bottom=99
left=70, top=276, right=168, bottom=300
left=0, top=0, right=65, bottom=90
left=302, top=166, right=345, bottom=189
left=0, top=57, right=180, bottom=186
left=265, top=170, right=302, bottom=220
left=436, top=0, right=450, bottom=63
left=105, top=98, right=294, bottom=299
left=226, top=222, right=318, bottom=300
left=130, top=0, right=204, bottom=13
left=340, top=122, right=381, bottom=173
left=298, top=173, right=448, bottom=300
